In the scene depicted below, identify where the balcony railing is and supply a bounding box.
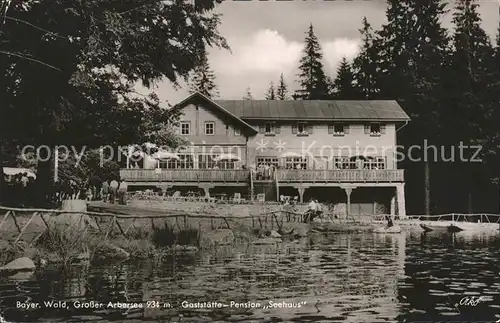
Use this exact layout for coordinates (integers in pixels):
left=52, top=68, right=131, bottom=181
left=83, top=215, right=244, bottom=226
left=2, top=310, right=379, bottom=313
left=120, top=169, right=250, bottom=183
left=275, top=169, right=404, bottom=183
left=120, top=168, right=404, bottom=184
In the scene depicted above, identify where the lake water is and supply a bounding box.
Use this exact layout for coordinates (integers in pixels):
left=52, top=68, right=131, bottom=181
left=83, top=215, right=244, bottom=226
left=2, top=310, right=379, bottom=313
left=0, top=231, right=499, bottom=323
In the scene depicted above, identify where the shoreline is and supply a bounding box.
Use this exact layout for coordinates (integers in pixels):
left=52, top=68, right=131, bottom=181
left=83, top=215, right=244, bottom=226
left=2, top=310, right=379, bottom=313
left=2, top=200, right=497, bottom=273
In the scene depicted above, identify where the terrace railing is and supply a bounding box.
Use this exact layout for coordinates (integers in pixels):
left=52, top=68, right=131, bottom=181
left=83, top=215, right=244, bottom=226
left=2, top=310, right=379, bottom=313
left=276, top=169, right=404, bottom=183
left=120, top=169, right=250, bottom=183
left=120, top=168, right=404, bottom=184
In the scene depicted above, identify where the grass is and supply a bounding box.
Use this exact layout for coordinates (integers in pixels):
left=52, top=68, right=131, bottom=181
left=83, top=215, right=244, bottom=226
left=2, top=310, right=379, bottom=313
left=35, top=225, right=94, bottom=266
left=1, top=206, right=293, bottom=268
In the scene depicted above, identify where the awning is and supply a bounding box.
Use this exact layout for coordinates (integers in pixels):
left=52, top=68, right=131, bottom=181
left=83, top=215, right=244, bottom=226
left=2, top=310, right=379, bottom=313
left=3, top=167, right=36, bottom=178
left=214, top=154, right=241, bottom=162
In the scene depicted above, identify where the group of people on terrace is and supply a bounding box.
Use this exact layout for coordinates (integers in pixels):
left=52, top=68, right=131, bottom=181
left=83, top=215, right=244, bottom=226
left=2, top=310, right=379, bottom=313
left=253, top=163, right=276, bottom=180
left=100, top=179, right=128, bottom=205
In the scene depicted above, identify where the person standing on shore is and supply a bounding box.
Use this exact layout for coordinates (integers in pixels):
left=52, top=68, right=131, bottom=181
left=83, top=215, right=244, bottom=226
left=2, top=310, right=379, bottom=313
left=305, top=198, right=317, bottom=222
left=118, top=180, right=128, bottom=205
left=109, top=179, right=118, bottom=203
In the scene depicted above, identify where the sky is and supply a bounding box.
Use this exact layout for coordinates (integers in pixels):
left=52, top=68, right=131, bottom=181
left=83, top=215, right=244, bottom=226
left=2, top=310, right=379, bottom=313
left=143, top=0, right=500, bottom=104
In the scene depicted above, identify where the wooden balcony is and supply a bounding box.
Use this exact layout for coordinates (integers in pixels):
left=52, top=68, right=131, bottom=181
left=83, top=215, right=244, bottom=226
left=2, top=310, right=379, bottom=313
left=276, top=169, right=404, bottom=183
left=120, top=168, right=405, bottom=186
left=120, top=169, right=250, bottom=184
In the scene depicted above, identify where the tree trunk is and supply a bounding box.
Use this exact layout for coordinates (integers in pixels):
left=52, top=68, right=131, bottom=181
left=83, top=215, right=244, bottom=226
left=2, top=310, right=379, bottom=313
left=424, top=161, right=430, bottom=217
left=0, top=139, right=4, bottom=204
left=468, top=192, right=472, bottom=214
left=35, top=157, right=54, bottom=207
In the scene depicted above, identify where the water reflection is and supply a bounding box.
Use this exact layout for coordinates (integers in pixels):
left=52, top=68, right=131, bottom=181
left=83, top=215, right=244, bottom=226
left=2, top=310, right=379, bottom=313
left=0, top=231, right=498, bottom=322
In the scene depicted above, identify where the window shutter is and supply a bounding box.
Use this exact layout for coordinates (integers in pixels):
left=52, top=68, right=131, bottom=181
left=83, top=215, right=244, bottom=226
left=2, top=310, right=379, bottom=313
left=364, top=124, right=370, bottom=134
left=344, top=124, right=349, bottom=134
left=380, top=124, right=386, bottom=134
left=259, top=125, right=265, bottom=134
left=328, top=125, right=334, bottom=134
left=292, top=125, right=298, bottom=134
left=275, top=124, right=281, bottom=134
left=308, top=125, right=313, bottom=134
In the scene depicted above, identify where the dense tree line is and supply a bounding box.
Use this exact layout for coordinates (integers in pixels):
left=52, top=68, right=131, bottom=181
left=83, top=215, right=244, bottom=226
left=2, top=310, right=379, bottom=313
left=268, top=0, right=500, bottom=214
left=0, top=0, right=228, bottom=205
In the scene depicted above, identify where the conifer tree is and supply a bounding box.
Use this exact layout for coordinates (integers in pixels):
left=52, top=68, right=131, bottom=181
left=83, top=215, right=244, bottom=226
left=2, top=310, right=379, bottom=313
left=294, top=24, right=330, bottom=100
left=371, top=0, right=450, bottom=214
left=276, top=73, right=289, bottom=100
left=243, top=87, right=253, bottom=100
left=352, top=17, right=380, bottom=99
left=332, top=57, right=357, bottom=99
left=188, top=54, right=219, bottom=98
left=447, top=0, right=493, bottom=143
left=265, top=82, right=276, bottom=100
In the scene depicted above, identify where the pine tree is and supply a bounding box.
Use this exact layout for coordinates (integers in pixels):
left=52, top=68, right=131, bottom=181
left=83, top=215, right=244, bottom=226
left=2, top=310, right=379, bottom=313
left=294, top=24, right=330, bottom=100
left=375, top=0, right=414, bottom=100
left=265, top=82, right=276, bottom=100
left=243, top=87, right=253, bottom=100
left=332, top=57, right=357, bottom=99
left=371, top=0, right=451, bottom=214
left=276, top=73, right=289, bottom=100
left=352, top=17, right=380, bottom=99
left=447, top=0, right=493, bottom=143
left=188, top=54, right=219, bottom=98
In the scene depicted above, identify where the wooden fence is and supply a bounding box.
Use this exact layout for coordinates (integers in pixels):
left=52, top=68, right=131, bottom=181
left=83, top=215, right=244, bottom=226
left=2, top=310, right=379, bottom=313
left=0, top=206, right=310, bottom=245
left=1, top=206, right=499, bottom=245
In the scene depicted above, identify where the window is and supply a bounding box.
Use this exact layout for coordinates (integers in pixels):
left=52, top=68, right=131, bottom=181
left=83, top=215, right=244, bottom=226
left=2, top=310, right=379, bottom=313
left=370, top=123, right=381, bottom=136
left=334, top=124, right=344, bottom=135
left=263, top=122, right=276, bottom=136
left=198, top=154, right=216, bottom=169
left=218, top=161, right=236, bottom=169
left=333, top=157, right=350, bottom=169
left=205, top=122, right=215, bottom=135
left=365, top=157, right=386, bottom=169
left=285, top=157, right=308, bottom=170
left=180, top=122, right=190, bottom=135
left=234, top=127, right=240, bottom=136
left=293, top=122, right=310, bottom=136
left=158, top=154, right=194, bottom=169
left=256, top=157, right=279, bottom=167
left=198, top=154, right=235, bottom=169
left=332, top=156, right=386, bottom=170
left=328, top=124, right=348, bottom=136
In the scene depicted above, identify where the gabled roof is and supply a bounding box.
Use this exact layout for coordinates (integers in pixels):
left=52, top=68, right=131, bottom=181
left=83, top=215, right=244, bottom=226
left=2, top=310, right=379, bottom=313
left=174, top=92, right=258, bottom=134
left=213, top=100, right=410, bottom=122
